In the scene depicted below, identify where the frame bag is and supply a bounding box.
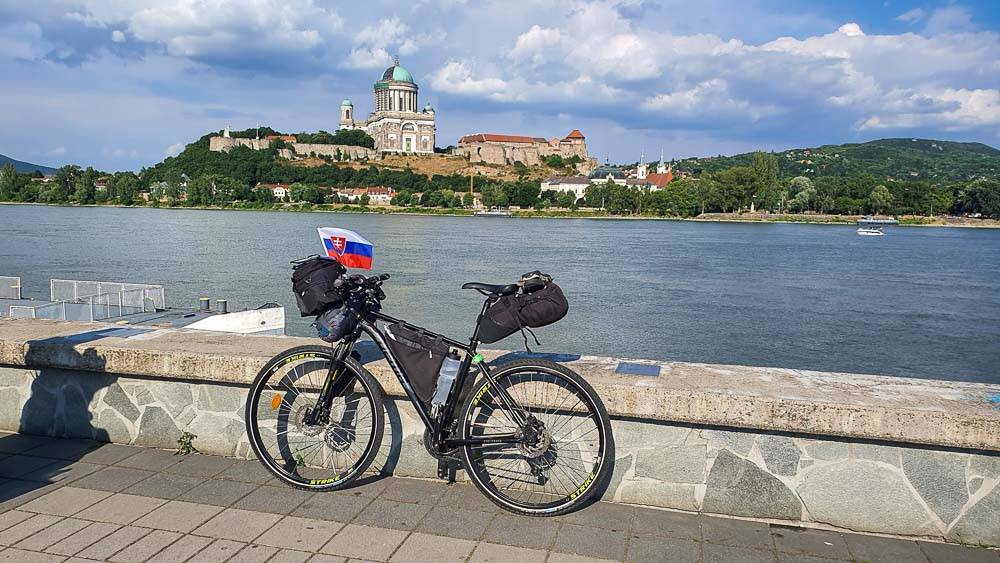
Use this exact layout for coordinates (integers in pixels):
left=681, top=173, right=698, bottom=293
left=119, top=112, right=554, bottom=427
left=384, top=324, right=449, bottom=403
left=291, top=257, right=346, bottom=317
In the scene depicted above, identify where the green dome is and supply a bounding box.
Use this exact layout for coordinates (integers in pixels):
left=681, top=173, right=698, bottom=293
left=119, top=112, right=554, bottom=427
left=341, top=99, right=353, bottom=107
left=423, top=101, right=434, bottom=112
left=381, top=61, right=414, bottom=83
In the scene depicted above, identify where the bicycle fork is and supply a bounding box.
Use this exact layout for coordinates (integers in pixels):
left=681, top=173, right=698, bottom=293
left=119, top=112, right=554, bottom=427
left=303, top=340, right=357, bottom=426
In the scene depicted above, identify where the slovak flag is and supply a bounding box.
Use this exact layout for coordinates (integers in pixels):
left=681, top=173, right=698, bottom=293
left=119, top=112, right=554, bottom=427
left=317, top=227, right=374, bottom=270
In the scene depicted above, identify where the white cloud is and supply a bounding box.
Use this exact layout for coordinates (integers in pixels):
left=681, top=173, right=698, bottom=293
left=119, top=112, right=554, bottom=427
left=924, top=6, right=977, bottom=35
left=896, top=8, right=925, bottom=24
left=344, top=47, right=393, bottom=70
left=47, top=147, right=67, bottom=156
left=430, top=61, right=509, bottom=97
left=111, top=30, right=125, bottom=42
left=165, top=142, right=184, bottom=157
left=0, top=22, right=50, bottom=61
left=64, top=0, right=342, bottom=59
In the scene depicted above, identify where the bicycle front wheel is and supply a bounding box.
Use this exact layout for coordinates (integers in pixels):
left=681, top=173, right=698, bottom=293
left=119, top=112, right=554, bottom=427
left=245, top=345, right=385, bottom=491
left=458, top=359, right=614, bottom=516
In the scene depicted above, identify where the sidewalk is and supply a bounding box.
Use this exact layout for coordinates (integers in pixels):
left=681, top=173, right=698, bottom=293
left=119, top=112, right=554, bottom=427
left=0, top=432, right=996, bottom=563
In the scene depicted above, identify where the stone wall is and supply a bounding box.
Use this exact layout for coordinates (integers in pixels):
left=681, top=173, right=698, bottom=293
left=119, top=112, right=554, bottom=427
left=1, top=364, right=997, bottom=547
left=454, top=141, right=591, bottom=169
left=290, top=143, right=375, bottom=161
left=207, top=137, right=375, bottom=161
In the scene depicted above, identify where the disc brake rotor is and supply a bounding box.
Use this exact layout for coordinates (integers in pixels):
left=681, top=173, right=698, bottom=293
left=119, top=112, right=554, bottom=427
left=292, top=406, right=324, bottom=437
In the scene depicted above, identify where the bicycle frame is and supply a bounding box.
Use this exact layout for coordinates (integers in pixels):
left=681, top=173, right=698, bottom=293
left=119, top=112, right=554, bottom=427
left=314, top=296, right=527, bottom=455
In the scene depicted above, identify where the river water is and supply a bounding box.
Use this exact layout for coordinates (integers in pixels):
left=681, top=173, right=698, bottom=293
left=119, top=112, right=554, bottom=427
left=2, top=205, right=998, bottom=383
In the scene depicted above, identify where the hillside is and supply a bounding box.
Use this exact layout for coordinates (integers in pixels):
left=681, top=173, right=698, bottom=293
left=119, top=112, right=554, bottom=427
left=0, top=154, right=57, bottom=175
left=673, top=139, right=1000, bottom=182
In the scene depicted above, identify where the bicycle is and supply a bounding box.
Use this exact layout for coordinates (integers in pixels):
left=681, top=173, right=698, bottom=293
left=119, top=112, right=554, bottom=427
left=244, top=269, right=614, bottom=516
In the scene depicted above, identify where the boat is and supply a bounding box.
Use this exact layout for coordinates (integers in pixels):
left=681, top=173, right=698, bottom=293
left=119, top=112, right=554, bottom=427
left=474, top=207, right=512, bottom=217
left=856, top=227, right=884, bottom=236
left=0, top=276, right=285, bottom=335
left=858, top=216, right=899, bottom=226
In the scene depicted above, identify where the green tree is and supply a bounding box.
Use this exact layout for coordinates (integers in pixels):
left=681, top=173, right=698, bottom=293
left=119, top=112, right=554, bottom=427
left=112, top=173, right=140, bottom=205
left=867, top=184, right=893, bottom=215
left=462, top=192, right=475, bottom=207
left=788, top=186, right=817, bottom=212
left=750, top=152, right=782, bottom=211
left=957, top=179, right=1000, bottom=218
left=0, top=163, right=18, bottom=200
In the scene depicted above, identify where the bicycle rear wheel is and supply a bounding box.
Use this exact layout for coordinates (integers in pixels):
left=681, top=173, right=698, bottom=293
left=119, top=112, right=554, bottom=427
left=458, top=359, right=613, bottom=516
left=245, top=345, right=385, bottom=491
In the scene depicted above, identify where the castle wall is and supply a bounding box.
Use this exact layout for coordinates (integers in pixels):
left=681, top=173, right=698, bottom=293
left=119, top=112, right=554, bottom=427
left=454, top=139, right=590, bottom=168
left=208, top=137, right=271, bottom=152
left=291, top=144, right=375, bottom=160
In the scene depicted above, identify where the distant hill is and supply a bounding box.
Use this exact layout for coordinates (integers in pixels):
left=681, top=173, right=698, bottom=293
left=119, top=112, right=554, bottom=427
left=673, top=139, right=1000, bottom=182
left=0, top=154, right=57, bottom=175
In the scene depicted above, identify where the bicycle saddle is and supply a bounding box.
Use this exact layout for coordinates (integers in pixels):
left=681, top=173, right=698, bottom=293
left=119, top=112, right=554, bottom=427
left=462, top=282, right=519, bottom=296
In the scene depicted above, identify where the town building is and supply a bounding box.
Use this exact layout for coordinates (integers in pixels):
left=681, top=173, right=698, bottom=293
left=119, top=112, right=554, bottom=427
left=540, top=176, right=591, bottom=203
left=454, top=130, right=594, bottom=169
left=340, top=57, right=436, bottom=154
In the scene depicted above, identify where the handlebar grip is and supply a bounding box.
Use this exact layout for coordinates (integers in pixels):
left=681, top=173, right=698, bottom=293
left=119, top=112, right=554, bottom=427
left=379, top=273, right=390, bottom=281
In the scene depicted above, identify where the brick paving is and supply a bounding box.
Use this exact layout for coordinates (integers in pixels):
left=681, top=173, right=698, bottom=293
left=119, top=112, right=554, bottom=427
left=0, top=432, right=997, bottom=562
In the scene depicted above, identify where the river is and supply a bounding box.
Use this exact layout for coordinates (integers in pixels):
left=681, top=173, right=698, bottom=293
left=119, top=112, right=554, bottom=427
left=2, top=205, right=998, bottom=383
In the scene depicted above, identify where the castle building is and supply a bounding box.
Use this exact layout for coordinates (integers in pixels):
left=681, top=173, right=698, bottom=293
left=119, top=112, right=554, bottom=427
left=340, top=57, right=436, bottom=154
left=455, top=130, right=592, bottom=168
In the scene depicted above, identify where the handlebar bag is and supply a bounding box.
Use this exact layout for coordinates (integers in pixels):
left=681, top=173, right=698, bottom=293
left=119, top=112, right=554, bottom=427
left=292, top=256, right=347, bottom=317
left=384, top=323, right=449, bottom=403
left=315, top=300, right=361, bottom=343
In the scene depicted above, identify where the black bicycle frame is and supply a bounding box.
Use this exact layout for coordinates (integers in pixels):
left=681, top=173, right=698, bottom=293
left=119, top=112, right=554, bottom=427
left=315, top=297, right=527, bottom=453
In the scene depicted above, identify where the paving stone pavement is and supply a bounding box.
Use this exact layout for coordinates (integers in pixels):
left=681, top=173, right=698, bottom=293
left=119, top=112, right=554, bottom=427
left=0, top=432, right=998, bottom=563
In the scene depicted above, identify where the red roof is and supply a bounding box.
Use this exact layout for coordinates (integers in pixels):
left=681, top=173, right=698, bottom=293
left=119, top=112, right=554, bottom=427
left=265, top=135, right=297, bottom=142
left=459, top=133, right=546, bottom=145
left=564, top=129, right=585, bottom=140
left=646, top=172, right=674, bottom=188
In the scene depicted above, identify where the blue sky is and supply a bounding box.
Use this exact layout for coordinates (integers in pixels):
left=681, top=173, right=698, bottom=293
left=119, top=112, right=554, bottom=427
left=1, top=0, right=998, bottom=171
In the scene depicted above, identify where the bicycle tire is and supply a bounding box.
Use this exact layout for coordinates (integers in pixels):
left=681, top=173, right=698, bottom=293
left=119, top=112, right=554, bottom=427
left=245, top=345, right=385, bottom=491
left=458, top=359, right=614, bottom=516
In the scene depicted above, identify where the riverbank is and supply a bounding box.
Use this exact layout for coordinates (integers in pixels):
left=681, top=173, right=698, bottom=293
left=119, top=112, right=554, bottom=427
left=3, top=317, right=999, bottom=546
left=2, top=201, right=999, bottom=228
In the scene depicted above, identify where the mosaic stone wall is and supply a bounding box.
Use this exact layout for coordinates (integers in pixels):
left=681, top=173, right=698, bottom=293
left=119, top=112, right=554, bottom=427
left=1, top=366, right=997, bottom=547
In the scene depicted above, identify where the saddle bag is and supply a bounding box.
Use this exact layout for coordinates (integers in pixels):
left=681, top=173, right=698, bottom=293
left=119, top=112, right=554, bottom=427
left=477, top=275, right=569, bottom=345
left=384, top=323, right=449, bottom=403
left=291, top=256, right=346, bottom=317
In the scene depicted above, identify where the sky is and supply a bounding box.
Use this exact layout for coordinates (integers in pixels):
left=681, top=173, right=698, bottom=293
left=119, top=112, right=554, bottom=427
left=1, top=0, right=998, bottom=172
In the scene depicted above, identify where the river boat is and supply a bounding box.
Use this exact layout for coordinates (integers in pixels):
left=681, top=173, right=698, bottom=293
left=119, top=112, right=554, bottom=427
left=858, top=216, right=899, bottom=226
left=856, top=227, right=884, bottom=236
left=474, top=207, right=512, bottom=217
left=0, top=276, right=285, bottom=335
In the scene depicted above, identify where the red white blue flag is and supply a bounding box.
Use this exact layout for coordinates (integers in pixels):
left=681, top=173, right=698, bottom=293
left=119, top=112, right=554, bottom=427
left=317, top=227, right=373, bottom=270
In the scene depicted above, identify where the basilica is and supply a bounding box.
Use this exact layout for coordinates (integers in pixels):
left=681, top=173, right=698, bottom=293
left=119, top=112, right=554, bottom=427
left=339, top=57, right=437, bottom=155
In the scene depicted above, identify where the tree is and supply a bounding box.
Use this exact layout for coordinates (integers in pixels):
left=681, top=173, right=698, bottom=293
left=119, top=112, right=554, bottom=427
left=867, top=184, right=893, bottom=215
left=788, top=186, right=817, bottom=212
left=788, top=176, right=813, bottom=195
left=111, top=173, right=140, bottom=206
left=750, top=152, right=782, bottom=211
left=462, top=192, right=475, bottom=207
left=0, top=163, right=18, bottom=200
left=957, top=179, right=1000, bottom=218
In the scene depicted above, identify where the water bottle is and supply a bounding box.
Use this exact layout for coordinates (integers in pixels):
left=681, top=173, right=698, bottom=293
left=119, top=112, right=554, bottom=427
left=430, top=350, right=462, bottom=417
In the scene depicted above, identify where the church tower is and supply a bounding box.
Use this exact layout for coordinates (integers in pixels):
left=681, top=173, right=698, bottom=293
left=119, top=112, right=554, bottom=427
left=657, top=149, right=668, bottom=174
left=340, top=99, right=355, bottom=129
left=637, top=151, right=648, bottom=179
